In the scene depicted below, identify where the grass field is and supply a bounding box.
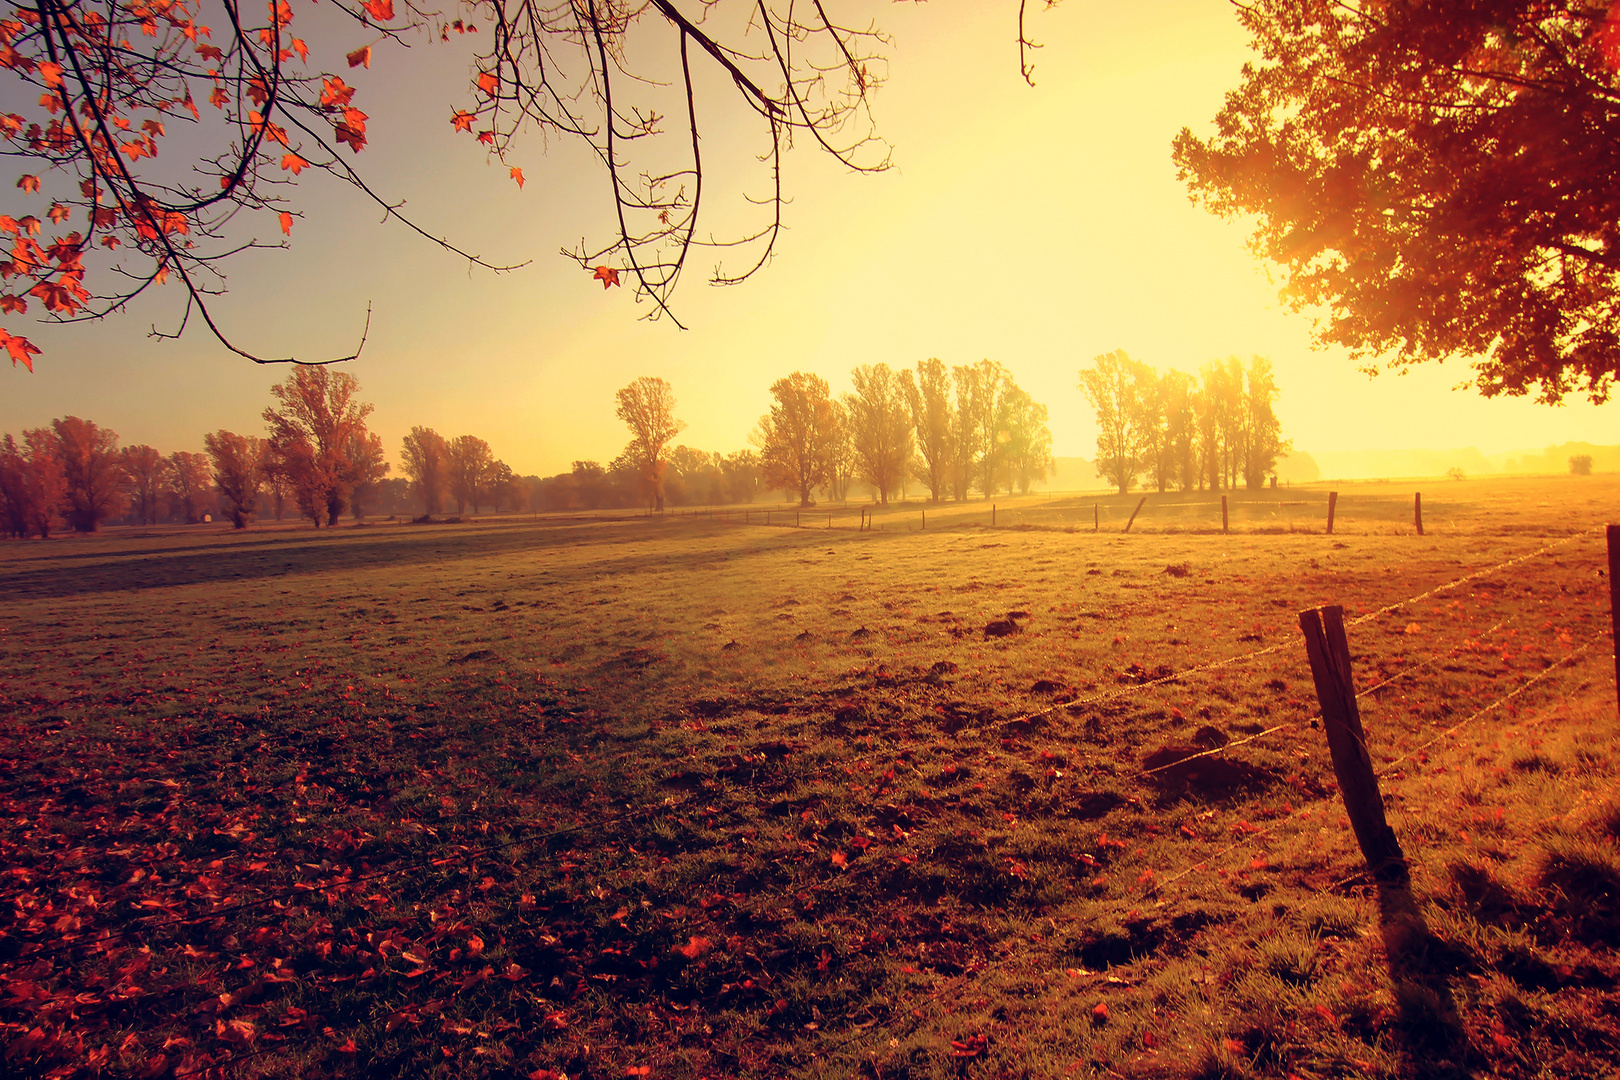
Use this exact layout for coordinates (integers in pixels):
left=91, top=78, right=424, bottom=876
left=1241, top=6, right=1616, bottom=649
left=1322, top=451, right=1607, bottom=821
left=2, top=475, right=1617, bottom=1079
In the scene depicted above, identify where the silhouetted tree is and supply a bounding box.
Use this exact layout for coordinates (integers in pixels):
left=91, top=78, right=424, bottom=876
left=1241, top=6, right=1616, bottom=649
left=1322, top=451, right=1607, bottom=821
left=616, top=377, right=684, bottom=512
left=401, top=427, right=450, bottom=516
left=845, top=363, right=914, bottom=505
left=448, top=435, right=496, bottom=514
left=167, top=451, right=214, bottom=523
left=756, top=372, right=837, bottom=508
left=53, top=416, right=126, bottom=532
left=721, top=450, right=763, bottom=504
left=1173, top=0, right=1620, bottom=403
left=263, top=367, right=377, bottom=526
left=1079, top=351, right=1155, bottom=495
left=121, top=445, right=168, bottom=525
left=1001, top=384, right=1053, bottom=495
left=900, top=358, right=956, bottom=504
left=204, top=430, right=264, bottom=529
left=0, top=430, right=66, bottom=538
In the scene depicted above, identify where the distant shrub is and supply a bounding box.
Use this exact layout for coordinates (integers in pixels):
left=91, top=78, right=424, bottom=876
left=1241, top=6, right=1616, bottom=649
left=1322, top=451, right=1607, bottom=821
left=1446, top=467, right=1466, bottom=481
left=1570, top=454, right=1594, bottom=476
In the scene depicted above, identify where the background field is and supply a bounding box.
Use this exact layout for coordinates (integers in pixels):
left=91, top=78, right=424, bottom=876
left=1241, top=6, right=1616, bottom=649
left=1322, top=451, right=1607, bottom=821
left=1, top=476, right=1617, bottom=1079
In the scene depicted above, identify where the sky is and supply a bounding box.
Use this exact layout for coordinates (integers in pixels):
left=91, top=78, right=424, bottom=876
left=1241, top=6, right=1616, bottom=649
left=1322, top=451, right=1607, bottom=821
left=1, top=0, right=1613, bottom=476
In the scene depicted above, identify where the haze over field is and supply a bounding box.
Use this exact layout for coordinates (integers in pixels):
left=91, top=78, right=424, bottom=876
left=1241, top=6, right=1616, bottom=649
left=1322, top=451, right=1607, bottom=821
left=0, top=0, right=1613, bottom=474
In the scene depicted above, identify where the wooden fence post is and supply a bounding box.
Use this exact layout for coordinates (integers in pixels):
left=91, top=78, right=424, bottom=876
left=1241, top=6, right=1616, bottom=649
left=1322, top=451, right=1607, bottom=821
left=1327, top=491, right=1338, bottom=535
left=766, top=511, right=771, bottom=526
left=1124, top=496, right=1148, bottom=534
left=1094, top=504, right=1099, bottom=532
left=992, top=504, right=997, bottom=527
left=922, top=510, right=926, bottom=530
left=1414, top=493, right=1424, bottom=536
left=1298, top=605, right=1408, bottom=883
left=796, top=511, right=800, bottom=528
left=1221, top=495, right=1229, bottom=534
left=1609, top=526, right=1620, bottom=717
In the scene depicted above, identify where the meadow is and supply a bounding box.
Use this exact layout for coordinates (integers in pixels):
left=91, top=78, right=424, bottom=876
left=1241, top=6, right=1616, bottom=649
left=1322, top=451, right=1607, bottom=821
left=1, top=475, right=1616, bottom=1079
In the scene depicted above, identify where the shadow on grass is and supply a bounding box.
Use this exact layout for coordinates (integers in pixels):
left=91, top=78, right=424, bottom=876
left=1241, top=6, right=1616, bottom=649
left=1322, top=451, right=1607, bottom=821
left=1374, top=871, right=1476, bottom=1079
left=0, top=516, right=859, bottom=601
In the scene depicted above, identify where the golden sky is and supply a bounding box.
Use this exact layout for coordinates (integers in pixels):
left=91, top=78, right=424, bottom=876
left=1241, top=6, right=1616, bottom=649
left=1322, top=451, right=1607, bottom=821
left=1, top=0, right=1611, bottom=475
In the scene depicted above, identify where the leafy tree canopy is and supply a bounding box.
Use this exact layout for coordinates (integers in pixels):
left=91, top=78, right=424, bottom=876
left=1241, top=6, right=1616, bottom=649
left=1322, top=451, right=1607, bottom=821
left=1174, top=0, right=1620, bottom=404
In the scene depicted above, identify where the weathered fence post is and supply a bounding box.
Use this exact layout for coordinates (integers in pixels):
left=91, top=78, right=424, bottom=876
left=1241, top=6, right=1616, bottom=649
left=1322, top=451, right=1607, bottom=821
left=796, top=511, right=800, bottom=528
left=1327, top=491, right=1338, bottom=535
left=992, top=504, right=997, bottom=527
left=1221, top=495, right=1229, bottom=535
left=1609, top=526, right=1620, bottom=717
left=766, top=511, right=771, bottom=526
left=922, top=510, right=926, bottom=530
left=1298, top=605, right=1408, bottom=882
left=1094, top=504, right=1099, bottom=532
left=1124, top=496, right=1148, bottom=534
left=1414, top=493, right=1424, bottom=536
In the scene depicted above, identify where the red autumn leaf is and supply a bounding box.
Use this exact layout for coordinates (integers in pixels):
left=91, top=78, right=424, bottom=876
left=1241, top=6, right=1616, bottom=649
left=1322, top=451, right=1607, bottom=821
left=450, top=110, right=475, bottom=132
left=291, top=37, right=309, bottom=61
left=347, top=46, right=371, bottom=69
left=281, top=152, right=308, bottom=174
left=17, top=174, right=39, bottom=193
left=1222, top=1038, right=1245, bottom=1054
left=47, top=203, right=70, bottom=225
left=671, top=935, right=710, bottom=959
left=1, top=327, right=40, bottom=370
left=0, top=295, right=24, bottom=313
left=363, top=0, right=394, bottom=21
left=830, top=850, right=847, bottom=869
left=320, top=76, right=356, bottom=109
left=1092, top=1002, right=1109, bottom=1020
left=540, top=1010, right=569, bottom=1032
left=949, top=1034, right=987, bottom=1058
left=216, top=1018, right=258, bottom=1045
left=593, top=265, right=620, bottom=289
left=477, top=71, right=499, bottom=96
left=37, top=61, right=62, bottom=87
left=477, top=130, right=495, bottom=145
left=279, top=212, right=293, bottom=235
left=510, top=166, right=524, bottom=188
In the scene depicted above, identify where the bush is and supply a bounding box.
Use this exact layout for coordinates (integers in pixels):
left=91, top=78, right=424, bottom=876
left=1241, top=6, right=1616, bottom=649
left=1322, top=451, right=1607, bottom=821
left=1570, top=454, right=1594, bottom=476
left=1446, top=467, right=1466, bottom=481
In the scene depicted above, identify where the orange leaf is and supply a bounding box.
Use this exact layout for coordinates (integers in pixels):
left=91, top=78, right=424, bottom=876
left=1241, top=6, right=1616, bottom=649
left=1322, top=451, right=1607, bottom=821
left=671, top=935, right=710, bottom=959
left=830, top=850, right=847, bottom=869
left=0, top=295, right=24, bottom=313
left=347, top=45, right=371, bottom=68
left=593, top=266, right=620, bottom=289
left=509, top=166, right=524, bottom=188
left=1092, top=1002, right=1109, bottom=1020
left=450, top=110, right=475, bottom=132
left=363, top=0, right=393, bottom=20
left=1, top=327, right=40, bottom=371
left=37, top=61, right=62, bottom=87
left=47, top=203, right=69, bottom=223
left=477, top=71, right=498, bottom=96
left=279, top=211, right=293, bottom=235
left=280, top=152, right=308, bottom=174
left=17, top=174, right=39, bottom=193
left=477, top=130, right=495, bottom=145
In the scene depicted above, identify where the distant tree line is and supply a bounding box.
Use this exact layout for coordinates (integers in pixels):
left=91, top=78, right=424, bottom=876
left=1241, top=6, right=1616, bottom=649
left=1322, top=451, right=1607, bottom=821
left=1078, top=351, right=1289, bottom=495
left=13, top=351, right=1297, bottom=537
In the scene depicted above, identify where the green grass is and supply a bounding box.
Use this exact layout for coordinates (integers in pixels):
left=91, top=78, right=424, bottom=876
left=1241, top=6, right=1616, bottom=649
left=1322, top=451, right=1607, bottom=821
left=0, top=474, right=1617, bottom=1078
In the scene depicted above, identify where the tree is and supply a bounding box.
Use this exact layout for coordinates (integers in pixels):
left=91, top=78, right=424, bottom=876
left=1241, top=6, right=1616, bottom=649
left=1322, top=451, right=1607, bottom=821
left=167, top=450, right=213, bottom=522
left=824, top=399, right=854, bottom=503
left=953, top=360, right=1015, bottom=499
left=1156, top=368, right=1197, bottom=493
left=346, top=430, right=389, bottom=518
left=844, top=363, right=914, bottom=505
left=1078, top=350, right=1156, bottom=495
left=447, top=435, right=495, bottom=514
left=204, top=430, right=264, bottom=528
left=262, top=366, right=376, bottom=526
left=1173, top=0, right=1620, bottom=404
left=52, top=416, right=126, bottom=531
left=755, top=371, right=837, bottom=507
left=615, top=377, right=684, bottom=512
left=0, top=429, right=66, bottom=537
left=1237, top=357, right=1288, bottom=490
left=900, top=358, right=956, bottom=504
left=721, top=450, right=763, bottom=504
left=487, top=461, right=519, bottom=511
left=0, top=0, right=940, bottom=369
left=400, top=427, right=449, bottom=516
left=121, top=445, right=168, bottom=525
left=1001, top=384, right=1053, bottom=495
left=1570, top=454, right=1595, bottom=476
